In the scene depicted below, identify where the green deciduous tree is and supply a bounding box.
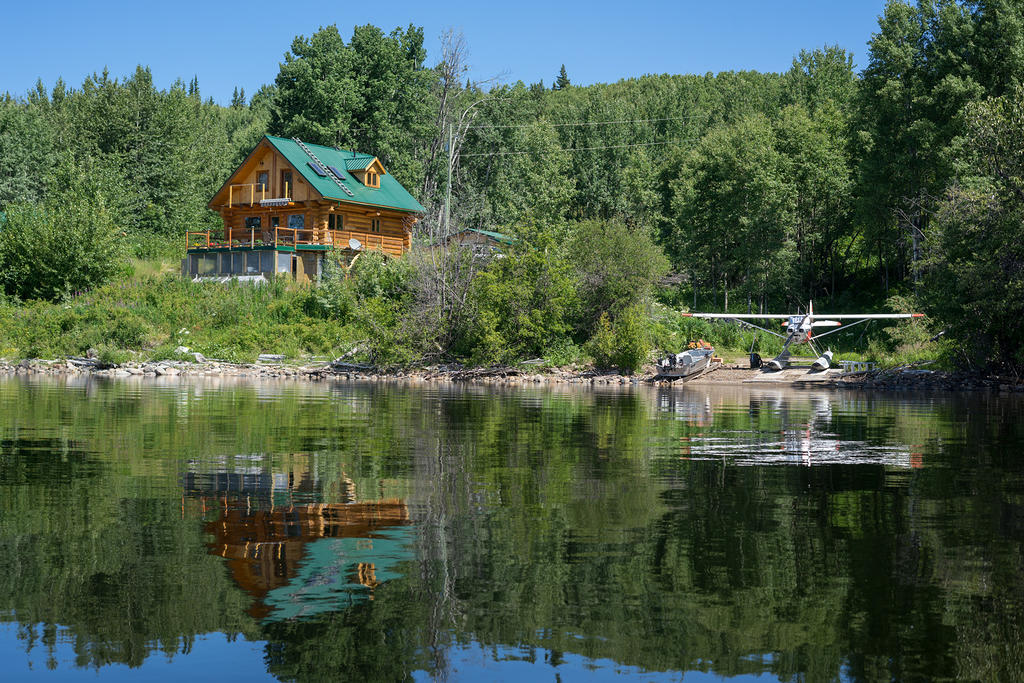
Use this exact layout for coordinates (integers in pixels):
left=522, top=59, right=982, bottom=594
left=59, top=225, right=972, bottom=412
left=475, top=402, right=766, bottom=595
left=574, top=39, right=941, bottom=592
left=566, top=219, right=668, bottom=330
left=0, top=163, right=125, bottom=300
left=0, top=95, right=55, bottom=205
left=463, top=242, right=578, bottom=363
left=926, top=87, right=1024, bottom=371
left=670, top=114, right=795, bottom=311
left=270, top=24, right=434, bottom=194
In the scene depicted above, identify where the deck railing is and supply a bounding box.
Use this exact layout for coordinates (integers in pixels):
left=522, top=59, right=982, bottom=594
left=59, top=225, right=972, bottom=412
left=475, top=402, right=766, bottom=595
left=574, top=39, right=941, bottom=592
left=185, top=227, right=405, bottom=255
left=226, top=182, right=291, bottom=207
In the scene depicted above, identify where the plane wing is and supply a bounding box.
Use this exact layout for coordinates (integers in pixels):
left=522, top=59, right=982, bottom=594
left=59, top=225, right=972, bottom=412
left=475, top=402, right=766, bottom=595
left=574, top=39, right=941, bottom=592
left=683, top=313, right=922, bottom=319
left=682, top=313, right=791, bottom=319
left=809, top=313, right=923, bottom=319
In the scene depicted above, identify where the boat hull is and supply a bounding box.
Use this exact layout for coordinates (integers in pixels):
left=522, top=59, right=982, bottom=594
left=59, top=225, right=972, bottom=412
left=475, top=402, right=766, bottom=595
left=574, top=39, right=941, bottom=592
left=656, top=348, right=714, bottom=378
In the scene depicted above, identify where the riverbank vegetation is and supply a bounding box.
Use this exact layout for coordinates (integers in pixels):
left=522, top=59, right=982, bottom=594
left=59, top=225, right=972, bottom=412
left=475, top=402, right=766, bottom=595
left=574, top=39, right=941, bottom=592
left=1, top=2, right=1022, bottom=373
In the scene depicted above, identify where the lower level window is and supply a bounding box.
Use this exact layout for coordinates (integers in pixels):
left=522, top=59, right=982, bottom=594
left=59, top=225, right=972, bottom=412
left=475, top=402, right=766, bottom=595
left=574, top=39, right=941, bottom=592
left=277, top=252, right=291, bottom=273
left=260, top=251, right=274, bottom=272
left=199, top=254, right=217, bottom=275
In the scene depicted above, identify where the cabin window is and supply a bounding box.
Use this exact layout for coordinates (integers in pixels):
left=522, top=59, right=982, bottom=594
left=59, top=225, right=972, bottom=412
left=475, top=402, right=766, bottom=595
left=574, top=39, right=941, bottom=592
left=231, top=252, right=244, bottom=274
left=281, top=170, right=292, bottom=197
left=198, top=254, right=217, bottom=276
left=365, top=171, right=379, bottom=188
left=188, top=255, right=199, bottom=275
left=371, top=218, right=381, bottom=233
left=245, top=252, right=260, bottom=273
left=245, top=216, right=261, bottom=230
left=271, top=216, right=280, bottom=228
left=288, top=214, right=304, bottom=229
left=256, top=171, right=269, bottom=192
left=260, top=251, right=275, bottom=273
left=276, top=252, right=291, bottom=273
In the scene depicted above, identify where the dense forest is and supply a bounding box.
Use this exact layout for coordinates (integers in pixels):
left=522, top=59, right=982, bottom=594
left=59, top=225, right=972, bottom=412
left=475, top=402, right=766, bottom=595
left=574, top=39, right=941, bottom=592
left=1, top=0, right=1022, bottom=372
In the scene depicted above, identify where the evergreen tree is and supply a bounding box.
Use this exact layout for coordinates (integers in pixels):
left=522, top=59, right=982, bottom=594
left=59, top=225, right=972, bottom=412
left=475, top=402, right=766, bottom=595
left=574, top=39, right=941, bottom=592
left=554, top=64, right=570, bottom=90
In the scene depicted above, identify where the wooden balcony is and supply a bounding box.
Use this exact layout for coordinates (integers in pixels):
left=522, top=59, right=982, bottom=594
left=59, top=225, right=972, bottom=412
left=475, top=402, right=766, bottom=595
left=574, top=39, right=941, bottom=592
left=186, top=227, right=407, bottom=256
left=226, top=183, right=292, bottom=208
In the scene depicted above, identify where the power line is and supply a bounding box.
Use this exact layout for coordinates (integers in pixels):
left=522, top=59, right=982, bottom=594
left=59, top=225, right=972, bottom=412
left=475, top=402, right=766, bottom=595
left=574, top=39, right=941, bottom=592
left=345, top=114, right=709, bottom=136
left=465, top=114, right=710, bottom=130
left=459, top=138, right=696, bottom=158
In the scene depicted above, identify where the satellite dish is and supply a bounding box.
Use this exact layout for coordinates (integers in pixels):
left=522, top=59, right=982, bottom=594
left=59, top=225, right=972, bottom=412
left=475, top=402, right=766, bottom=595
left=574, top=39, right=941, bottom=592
left=348, top=238, right=362, bottom=251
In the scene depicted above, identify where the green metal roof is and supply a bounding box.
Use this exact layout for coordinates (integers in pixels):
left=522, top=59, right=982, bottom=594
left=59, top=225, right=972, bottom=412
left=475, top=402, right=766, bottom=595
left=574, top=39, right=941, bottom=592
left=342, top=156, right=376, bottom=171
left=459, top=228, right=518, bottom=245
left=262, top=526, right=414, bottom=622
left=264, top=135, right=425, bottom=214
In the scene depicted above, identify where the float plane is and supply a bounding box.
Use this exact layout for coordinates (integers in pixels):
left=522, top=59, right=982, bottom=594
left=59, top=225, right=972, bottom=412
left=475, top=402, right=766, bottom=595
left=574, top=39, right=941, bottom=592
left=682, top=302, right=923, bottom=371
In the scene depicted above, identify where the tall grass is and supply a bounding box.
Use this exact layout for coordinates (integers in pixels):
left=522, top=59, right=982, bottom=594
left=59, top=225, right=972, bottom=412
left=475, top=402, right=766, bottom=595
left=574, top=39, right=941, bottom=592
left=0, top=273, right=361, bottom=363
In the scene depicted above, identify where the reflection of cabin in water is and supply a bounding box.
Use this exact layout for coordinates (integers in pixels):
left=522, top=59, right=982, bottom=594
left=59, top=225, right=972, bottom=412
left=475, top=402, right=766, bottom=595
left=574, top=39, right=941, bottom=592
left=184, top=459, right=411, bottom=620
left=205, top=499, right=411, bottom=620
left=185, top=135, right=425, bottom=282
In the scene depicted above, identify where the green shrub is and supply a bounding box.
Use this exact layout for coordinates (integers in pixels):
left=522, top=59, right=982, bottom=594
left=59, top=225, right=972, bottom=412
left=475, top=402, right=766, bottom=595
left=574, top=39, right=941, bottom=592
left=566, top=219, right=668, bottom=331
left=96, top=345, right=134, bottom=366
left=542, top=339, right=585, bottom=367
left=588, top=313, right=617, bottom=370
left=349, top=251, right=414, bottom=301
left=587, top=305, right=650, bottom=373
left=302, top=252, right=357, bottom=321
left=464, top=246, right=578, bottom=364
left=0, top=173, right=125, bottom=301
left=105, top=314, right=153, bottom=349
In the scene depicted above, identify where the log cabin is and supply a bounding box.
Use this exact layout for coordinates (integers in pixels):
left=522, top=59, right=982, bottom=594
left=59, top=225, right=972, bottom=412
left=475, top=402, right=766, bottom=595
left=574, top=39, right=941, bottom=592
left=185, top=135, right=425, bottom=282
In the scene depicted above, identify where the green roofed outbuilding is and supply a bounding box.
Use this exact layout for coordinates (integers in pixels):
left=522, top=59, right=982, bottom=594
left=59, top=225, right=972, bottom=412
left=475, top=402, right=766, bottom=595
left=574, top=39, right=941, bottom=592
left=447, top=227, right=518, bottom=255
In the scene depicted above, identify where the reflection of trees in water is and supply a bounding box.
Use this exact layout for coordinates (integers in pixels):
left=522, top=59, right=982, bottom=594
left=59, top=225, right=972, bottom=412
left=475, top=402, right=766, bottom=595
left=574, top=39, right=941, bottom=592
left=2, top=379, right=1024, bottom=680
left=398, top=387, right=1024, bottom=681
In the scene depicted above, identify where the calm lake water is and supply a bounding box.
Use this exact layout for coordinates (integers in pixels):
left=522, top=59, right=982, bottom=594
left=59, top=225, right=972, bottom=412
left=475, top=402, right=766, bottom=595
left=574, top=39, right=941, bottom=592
left=1, top=376, right=1023, bottom=682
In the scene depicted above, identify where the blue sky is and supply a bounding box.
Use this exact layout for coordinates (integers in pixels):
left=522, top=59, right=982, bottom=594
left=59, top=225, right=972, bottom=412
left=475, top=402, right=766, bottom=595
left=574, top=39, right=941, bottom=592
left=2, top=1, right=889, bottom=105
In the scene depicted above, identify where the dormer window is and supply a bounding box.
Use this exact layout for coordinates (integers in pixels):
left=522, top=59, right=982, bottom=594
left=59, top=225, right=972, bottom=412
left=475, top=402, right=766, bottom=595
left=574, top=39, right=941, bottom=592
left=365, top=171, right=379, bottom=188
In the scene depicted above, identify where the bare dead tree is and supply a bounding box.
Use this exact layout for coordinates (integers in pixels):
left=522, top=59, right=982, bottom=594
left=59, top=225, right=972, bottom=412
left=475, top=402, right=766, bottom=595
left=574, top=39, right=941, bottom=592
left=420, top=28, right=505, bottom=239
left=421, top=30, right=470, bottom=205
left=406, top=219, right=485, bottom=360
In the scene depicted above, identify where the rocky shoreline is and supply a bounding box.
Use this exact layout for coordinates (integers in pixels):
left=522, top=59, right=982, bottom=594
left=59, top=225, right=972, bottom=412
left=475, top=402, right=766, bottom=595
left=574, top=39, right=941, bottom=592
left=0, top=357, right=1021, bottom=393
left=0, top=357, right=642, bottom=385
left=825, top=366, right=1024, bottom=393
